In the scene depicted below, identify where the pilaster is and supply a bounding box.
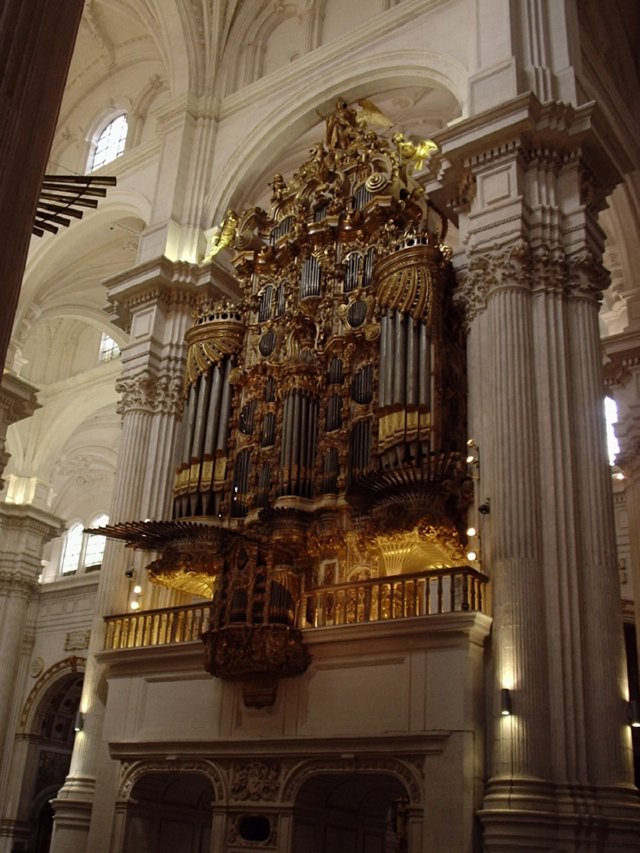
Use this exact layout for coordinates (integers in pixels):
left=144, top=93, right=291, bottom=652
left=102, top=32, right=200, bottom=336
left=432, top=93, right=640, bottom=849
left=50, top=257, right=233, bottom=853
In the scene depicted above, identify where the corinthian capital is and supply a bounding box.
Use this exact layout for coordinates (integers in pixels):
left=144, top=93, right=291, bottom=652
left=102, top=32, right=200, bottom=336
left=116, top=373, right=184, bottom=416
left=455, top=241, right=530, bottom=323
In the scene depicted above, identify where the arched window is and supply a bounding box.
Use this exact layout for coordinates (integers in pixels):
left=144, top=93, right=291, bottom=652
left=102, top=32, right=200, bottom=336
left=61, top=523, right=83, bottom=575
left=99, top=333, right=120, bottom=363
left=89, top=114, right=128, bottom=172
left=59, top=515, right=109, bottom=576
left=84, top=514, right=109, bottom=569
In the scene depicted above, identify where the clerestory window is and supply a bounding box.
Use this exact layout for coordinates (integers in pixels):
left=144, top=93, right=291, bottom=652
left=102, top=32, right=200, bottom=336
left=89, top=114, right=128, bottom=172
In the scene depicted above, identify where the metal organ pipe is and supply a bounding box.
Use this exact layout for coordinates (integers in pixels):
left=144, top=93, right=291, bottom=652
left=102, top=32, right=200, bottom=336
left=300, top=391, right=309, bottom=493
left=379, top=316, right=388, bottom=407
left=181, top=381, right=198, bottom=466
left=216, top=359, right=233, bottom=453
left=291, top=391, right=301, bottom=490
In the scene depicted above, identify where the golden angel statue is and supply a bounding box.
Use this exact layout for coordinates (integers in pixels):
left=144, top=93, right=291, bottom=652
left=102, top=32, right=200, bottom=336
left=392, top=133, right=438, bottom=172
left=204, top=208, right=238, bottom=261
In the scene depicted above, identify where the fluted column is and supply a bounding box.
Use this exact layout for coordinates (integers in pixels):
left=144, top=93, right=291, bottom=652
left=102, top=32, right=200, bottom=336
left=49, top=258, right=222, bottom=853
left=461, top=246, right=552, bottom=803
left=0, top=505, right=62, bottom=810
left=435, top=93, right=640, bottom=849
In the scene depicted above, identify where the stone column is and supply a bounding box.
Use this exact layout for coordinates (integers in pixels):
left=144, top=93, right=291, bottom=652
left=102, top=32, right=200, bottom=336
left=0, top=505, right=62, bottom=815
left=0, top=0, right=84, bottom=370
left=432, top=93, right=640, bottom=849
left=604, top=336, right=640, bottom=688
left=49, top=258, right=222, bottom=853
left=0, top=373, right=39, bottom=489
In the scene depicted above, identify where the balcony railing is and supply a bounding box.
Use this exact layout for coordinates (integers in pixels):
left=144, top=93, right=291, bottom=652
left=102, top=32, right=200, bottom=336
left=104, top=602, right=214, bottom=651
left=103, top=567, right=487, bottom=651
left=303, top=566, right=487, bottom=628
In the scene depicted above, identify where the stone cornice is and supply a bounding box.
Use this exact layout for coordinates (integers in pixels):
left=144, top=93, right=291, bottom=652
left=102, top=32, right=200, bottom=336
left=429, top=94, right=624, bottom=212
left=104, top=255, right=237, bottom=331
left=0, top=372, right=40, bottom=425
left=0, top=502, right=63, bottom=540
left=602, top=333, right=640, bottom=388
left=108, top=731, right=451, bottom=762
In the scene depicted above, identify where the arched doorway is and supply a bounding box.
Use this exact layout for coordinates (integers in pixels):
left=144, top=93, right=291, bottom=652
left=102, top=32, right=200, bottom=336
left=292, top=772, right=410, bottom=853
left=122, top=771, right=214, bottom=853
left=26, top=670, right=84, bottom=853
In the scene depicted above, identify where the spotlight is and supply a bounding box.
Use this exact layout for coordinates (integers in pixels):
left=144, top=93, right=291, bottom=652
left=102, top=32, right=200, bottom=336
left=500, top=688, right=512, bottom=717
left=124, top=568, right=134, bottom=579
left=74, top=711, right=85, bottom=732
left=130, top=600, right=140, bottom=611
left=478, top=500, right=491, bottom=515
left=629, top=700, right=640, bottom=728
left=133, top=584, right=142, bottom=594
left=466, top=550, right=477, bottom=562
left=466, top=526, right=476, bottom=537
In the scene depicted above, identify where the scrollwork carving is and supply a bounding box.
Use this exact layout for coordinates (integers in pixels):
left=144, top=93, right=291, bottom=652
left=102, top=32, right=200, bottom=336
left=230, top=760, right=281, bottom=802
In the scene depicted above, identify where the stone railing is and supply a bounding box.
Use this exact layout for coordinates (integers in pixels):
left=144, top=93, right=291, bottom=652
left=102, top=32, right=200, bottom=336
left=103, top=567, right=487, bottom=650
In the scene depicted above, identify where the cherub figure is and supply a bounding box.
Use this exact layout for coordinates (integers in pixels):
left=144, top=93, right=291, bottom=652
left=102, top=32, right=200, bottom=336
left=392, top=132, right=438, bottom=173
left=204, top=208, right=238, bottom=260
left=270, top=173, right=286, bottom=202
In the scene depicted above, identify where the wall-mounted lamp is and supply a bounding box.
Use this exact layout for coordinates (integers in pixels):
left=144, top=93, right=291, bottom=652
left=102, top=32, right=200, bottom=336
left=74, top=711, right=85, bottom=732
left=466, top=439, right=478, bottom=465
left=478, top=499, right=491, bottom=516
left=500, top=688, right=512, bottom=717
left=628, top=700, right=640, bottom=728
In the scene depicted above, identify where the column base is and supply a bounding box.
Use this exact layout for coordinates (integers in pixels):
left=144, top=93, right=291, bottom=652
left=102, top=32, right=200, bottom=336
left=0, top=819, right=30, bottom=853
left=479, top=778, right=640, bottom=851
left=49, top=776, right=95, bottom=853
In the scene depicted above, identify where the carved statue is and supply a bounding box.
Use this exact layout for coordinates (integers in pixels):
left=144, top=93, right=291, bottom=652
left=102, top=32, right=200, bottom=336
left=325, top=97, right=359, bottom=150
left=392, top=133, right=438, bottom=173
left=204, top=208, right=238, bottom=260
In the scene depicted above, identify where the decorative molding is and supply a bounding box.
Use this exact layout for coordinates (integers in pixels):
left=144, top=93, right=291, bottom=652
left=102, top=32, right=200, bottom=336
left=64, top=630, right=91, bottom=651
left=280, top=755, right=425, bottom=805
left=0, top=569, right=39, bottom=598
left=117, top=758, right=225, bottom=801
left=230, top=760, right=281, bottom=802
left=566, top=251, right=611, bottom=303
left=18, top=657, right=86, bottom=734
left=116, top=373, right=184, bottom=416
left=455, top=241, right=530, bottom=322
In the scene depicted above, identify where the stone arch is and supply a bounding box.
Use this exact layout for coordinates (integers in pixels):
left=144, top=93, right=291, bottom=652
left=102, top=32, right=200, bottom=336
left=7, top=659, right=86, bottom=853
left=112, top=760, right=223, bottom=853
left=18, top=656, right=86, bottom=736
left=206, top=50, right=466, bottom=222
left=284, top=758, right=421, bottom=853
left=118, top=758, right=226, bottom=803
left=281, top=755, right=423, bottom=806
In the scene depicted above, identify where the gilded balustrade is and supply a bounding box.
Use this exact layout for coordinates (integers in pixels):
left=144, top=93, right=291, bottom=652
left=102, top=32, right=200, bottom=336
left=103, top=567, right=486, bottom=651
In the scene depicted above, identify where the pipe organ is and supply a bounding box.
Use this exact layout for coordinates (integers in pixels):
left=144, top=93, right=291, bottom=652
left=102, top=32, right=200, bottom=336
left=102, top=99, right=472, bottom=706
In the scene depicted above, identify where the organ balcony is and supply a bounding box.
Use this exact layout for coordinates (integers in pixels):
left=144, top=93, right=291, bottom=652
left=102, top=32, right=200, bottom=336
left=95, top=99, right=482, bottom=708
